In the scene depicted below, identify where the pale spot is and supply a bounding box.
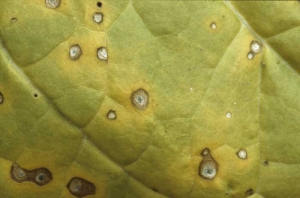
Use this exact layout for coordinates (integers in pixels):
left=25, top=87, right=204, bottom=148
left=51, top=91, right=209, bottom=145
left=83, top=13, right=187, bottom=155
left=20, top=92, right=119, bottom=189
left=225, top=112, right=231, bottom=118
left=233, top=102, right=237, bottom=105
left=210, top=22, right=217, bottom=29
left=237, top=149, right=247, bottom=159
left=107, top=110, right=116, bottom=120
left=69, top=45, right=82, bottom=60
left=202, top=148, right=209, bottom=156
left=190, top=87, right=194, bottom=91
left=93, top=12, right=103, bottom=24
left=250, top=41, right=261, bottom=53
left=97, top=47, right=108, bottom=61
left=247, top=52, right=254, bottom=60
left=45, top=0, right=60, bottom=9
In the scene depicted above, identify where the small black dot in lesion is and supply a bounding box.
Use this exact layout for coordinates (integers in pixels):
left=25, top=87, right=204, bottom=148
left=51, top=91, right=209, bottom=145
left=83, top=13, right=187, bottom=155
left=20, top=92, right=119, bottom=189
left=97, top=2, right=102, bottom=8
left=264, top=160, right=269, bottom=166
left=245, top=188, right=254, bottom=196
left=31, top=168, right=53, bottom=186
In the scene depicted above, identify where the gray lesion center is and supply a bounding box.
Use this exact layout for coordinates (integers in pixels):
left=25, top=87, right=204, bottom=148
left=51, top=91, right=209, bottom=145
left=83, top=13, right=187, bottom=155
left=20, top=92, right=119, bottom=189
left=135, top=96, right=145, bottom=105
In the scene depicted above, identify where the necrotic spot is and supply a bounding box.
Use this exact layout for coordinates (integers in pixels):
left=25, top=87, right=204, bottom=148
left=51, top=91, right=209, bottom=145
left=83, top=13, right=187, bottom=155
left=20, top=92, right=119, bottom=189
left=93, top=12, right=103, bottom=24
left=0, top=92, right=4, bottom=104
left=199, top=148, right=218, bottom=180
left=11, top=163, right=29, bottom=183
left=245, top=188, right=254, bottom=195
left=237, top=149, right=247, bottom=159
left=67, top=177, right=96, bottom=197
left=97, top=2, right=102, bottom=8
left=11, top=163, right=52, bottom=186
left=250, top=41, right=261, bottom=54
left=70, top=45, right=82, bottom=60
left=45, top=0, right=61, bottom=9
left=131, top=89, right=149, bottom=110
left=200, top=161, right=217, bottom=179
left=107, top=110, right=116, bottom=120
left=225, top=112, right=231, bottom=118
left=264, top=160, right=269, bottom=166
left=210, top=22, right=217, bottom=29
left=97, top=47, right=108, bottom=60
left=31, top=168, right=52, bottom=186
left=247, top=52, right=254, bottom=60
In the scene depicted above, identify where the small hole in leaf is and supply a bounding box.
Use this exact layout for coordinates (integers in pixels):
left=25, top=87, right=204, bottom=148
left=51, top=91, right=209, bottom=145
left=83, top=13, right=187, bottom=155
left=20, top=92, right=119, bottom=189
left=97, top=2, right=102, bottom=8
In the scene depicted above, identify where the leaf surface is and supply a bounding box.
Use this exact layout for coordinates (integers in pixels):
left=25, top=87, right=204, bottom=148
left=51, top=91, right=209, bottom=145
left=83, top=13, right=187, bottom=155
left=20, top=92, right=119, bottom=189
left=0, top=1, right=299, bottom=198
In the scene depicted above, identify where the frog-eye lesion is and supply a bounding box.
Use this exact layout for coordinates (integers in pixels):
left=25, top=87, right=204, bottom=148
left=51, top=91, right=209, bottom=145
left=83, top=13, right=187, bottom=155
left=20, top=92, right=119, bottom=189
left=10, top=163, right=52, bottom=186
left=67, top=177, right=96, bottom=197
left=107, top=110, right=117, bottom=120
left=198, top=148, right=218, bottom=180
left=11, top=163, right=29, bottom=183
left=31, top=168, right=52, bottom=186
left=131, top=89, right=149, bottom=110
left=45, top=0, right=61, bottom=9
left=69, top=45, right=82, bottom=61
left=93, top=13, right=103, bottom=24
left=97, top=47, right=108, bottom=61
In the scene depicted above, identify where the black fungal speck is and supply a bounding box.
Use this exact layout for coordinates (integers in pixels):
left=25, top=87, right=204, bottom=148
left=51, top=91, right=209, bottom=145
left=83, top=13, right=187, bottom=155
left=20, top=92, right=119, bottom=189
left=97, top=2, right=102, bottom=8
left=264, top=160, right=269, bottom=166
left=245, top=188, right=254, bottom=196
